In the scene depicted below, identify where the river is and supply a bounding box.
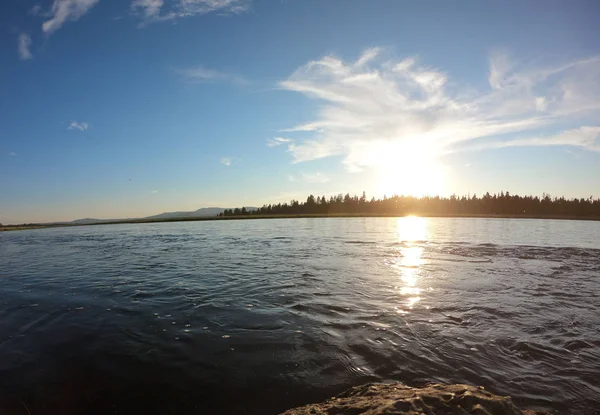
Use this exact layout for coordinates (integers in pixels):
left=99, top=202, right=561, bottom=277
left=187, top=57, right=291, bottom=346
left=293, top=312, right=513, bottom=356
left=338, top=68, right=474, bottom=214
left=1, top=217, right=599, bottom=414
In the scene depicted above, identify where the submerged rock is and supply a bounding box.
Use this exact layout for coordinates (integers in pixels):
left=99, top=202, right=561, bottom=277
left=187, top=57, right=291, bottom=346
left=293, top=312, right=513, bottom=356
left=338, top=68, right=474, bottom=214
left=281, top=383, right=549, bottom=415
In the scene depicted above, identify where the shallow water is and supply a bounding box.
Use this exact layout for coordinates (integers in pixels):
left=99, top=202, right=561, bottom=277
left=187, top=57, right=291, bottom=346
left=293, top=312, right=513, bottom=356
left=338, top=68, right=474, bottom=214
left=1, top=217, right=599, bottom=414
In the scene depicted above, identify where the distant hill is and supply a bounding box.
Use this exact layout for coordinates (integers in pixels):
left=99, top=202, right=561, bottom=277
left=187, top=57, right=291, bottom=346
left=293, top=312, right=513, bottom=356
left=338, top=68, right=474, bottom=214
left=144, top=207, right=227, bottom=220
left=70, top=218, right=115, bottom=225
left=66, top=207, right=257, bottom=225
left=68, top=217, right=136, bottom=225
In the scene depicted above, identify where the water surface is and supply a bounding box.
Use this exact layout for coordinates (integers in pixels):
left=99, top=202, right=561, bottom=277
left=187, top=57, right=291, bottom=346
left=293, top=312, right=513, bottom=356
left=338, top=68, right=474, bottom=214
left=1, top=218, right=599, bottom=414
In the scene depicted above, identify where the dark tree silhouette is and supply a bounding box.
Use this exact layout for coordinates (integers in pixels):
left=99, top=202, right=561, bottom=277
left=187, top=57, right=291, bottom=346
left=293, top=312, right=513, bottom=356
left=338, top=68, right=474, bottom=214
left=218, top=192, right=600, bottom=218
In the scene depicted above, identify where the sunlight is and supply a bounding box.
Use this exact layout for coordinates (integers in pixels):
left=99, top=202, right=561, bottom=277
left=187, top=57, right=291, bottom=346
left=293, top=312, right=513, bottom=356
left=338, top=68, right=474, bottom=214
left=376, top=141, right=445, bottom=197
left=396, top=216, right=428, bottom=242
left=392, top=217, right=429, bottom=310
left=398, top=246, right=422, bottom=308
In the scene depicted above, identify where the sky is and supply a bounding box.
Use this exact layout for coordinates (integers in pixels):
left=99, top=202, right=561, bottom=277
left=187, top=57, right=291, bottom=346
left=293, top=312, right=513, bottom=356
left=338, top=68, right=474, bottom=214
left=1, top=0, right=599, bottom=224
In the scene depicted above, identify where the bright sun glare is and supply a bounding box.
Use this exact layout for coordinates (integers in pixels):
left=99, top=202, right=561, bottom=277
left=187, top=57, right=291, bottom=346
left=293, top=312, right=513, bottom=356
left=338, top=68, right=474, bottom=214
left=393, top=216, right=429, bottom=311
left=376, top=141, right=445, bottom=197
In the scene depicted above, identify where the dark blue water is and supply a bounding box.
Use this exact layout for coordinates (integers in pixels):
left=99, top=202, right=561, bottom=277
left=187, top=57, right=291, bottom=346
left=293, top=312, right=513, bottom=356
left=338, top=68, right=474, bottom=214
left=1, top=218, right=599, bottom=414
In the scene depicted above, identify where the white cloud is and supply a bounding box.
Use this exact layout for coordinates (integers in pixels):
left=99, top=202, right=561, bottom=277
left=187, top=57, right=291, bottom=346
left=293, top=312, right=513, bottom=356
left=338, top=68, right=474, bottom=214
left=288, top=172, right=330, bottom=184
left=277, top=48, right=600, bottom=171
left=177, top=66, right=248, bottom=86
left=131, top=0, right=164, bottom=20
left=535, top=96, right=547, bottom=112
left=355, top=47, right=382, bottom=67
left=18, top=33, right=33, bottom=60
left=220, top=157, right=232, bottom=166
left=151, top=189, right=159, bottom=194
left=475, top=126, right=600, bottom=152
left=9, top=152, right=17, bottom=157
left=132, top=0, right=250, bottom=24
left=42, top=0, right=100, bottom=35
left=68, top=121, right=89, bottom=131
left=488, top=51, right=513, bottom=90
left=279, top=123, right=322, bottom=133
left=267, top=137, right=293, bottom=147
left=179, top=0, right=250, bottom=14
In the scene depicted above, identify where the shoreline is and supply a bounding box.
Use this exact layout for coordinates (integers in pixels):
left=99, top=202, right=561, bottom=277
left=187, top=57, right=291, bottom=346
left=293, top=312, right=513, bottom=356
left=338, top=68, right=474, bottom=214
left=2, top=212, right=600, bottom=232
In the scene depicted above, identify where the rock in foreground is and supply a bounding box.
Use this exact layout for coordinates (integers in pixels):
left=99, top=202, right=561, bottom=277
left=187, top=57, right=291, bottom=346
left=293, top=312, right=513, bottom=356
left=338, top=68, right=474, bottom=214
left=281, top=383, right=550, bottom=415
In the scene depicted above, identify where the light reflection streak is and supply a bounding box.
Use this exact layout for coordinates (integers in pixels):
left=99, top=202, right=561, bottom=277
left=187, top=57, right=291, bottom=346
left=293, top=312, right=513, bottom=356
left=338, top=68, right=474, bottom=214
left=394, top=216, right=428, bottom=311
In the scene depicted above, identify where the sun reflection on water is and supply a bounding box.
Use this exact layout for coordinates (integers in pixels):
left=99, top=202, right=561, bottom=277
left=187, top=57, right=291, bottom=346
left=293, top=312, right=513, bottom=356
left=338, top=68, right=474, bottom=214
left=397, top=216, right=428, bottom=242
left=394, top=216, right=428, bottom=311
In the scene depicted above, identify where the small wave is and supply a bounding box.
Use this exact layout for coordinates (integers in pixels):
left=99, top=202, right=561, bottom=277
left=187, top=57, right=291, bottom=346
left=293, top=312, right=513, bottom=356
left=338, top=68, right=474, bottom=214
left=464, top=306, right=518, bottom=319
left=564, top=340, right=594, bottom=351
left=505, top=341, right=562, bottom=361
left=344, top=240, right=377, bottom=245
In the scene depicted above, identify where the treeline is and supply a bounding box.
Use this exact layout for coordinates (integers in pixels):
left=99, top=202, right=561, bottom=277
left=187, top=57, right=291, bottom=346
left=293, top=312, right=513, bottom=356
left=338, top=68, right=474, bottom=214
left=219, top=192, right=600, bottom=217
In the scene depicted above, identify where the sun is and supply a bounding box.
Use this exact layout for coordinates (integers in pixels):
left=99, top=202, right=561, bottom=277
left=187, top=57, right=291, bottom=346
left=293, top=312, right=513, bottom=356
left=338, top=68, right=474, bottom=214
left=375, top=141, right=445, bottom=197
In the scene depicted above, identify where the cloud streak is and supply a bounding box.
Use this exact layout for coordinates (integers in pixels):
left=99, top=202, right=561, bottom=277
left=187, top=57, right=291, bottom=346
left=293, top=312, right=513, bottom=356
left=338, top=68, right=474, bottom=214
left=18, top=33, right=33, bottom=60
left=220, top=157, right=232, bottom=166
left=177, top=65, right=247, bottom=86
left=42, top=0, right=100, bottom=35
left=132, top=0, right=164, bottom=20
left=68, top=121, right=89, bottom=131
left=277, top=48, right=600, bottom=172
left=267, top=137, right=293, bottom=147
left=474, top=126, right=600, bottom=152
left=132, top=0, right=250, bottom=25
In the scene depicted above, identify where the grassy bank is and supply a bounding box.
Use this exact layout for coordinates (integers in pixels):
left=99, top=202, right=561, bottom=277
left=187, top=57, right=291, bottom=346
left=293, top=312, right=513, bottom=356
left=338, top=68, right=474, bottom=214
left=0, top=225, right=50, bottom=232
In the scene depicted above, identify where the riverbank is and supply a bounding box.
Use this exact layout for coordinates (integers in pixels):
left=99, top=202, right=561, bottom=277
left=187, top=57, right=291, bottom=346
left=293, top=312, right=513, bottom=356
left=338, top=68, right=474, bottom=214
left=0, top=225, right=48, bottom=232
left=2, top=212, right=600, bottom=232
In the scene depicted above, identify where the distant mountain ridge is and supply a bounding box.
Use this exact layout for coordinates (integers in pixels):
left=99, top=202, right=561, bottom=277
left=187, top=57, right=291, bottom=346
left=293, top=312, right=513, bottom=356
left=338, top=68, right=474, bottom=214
left=70, top=218, right=115, bottom=225
left=144, top=207, right=227, bottom=220
left=66, top=207, right=257, bottom=225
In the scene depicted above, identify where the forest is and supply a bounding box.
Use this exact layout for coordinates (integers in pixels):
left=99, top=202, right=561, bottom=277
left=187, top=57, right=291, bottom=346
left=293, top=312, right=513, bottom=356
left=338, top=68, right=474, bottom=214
left=219, top=192, right=600, bottom=218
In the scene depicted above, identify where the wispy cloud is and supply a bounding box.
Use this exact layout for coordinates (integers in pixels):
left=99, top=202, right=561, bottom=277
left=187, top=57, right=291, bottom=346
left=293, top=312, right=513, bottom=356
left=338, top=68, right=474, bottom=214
left=267, top=137, right=293, bottom=147
left=488, top=50, right=512, bottom=90
left=177, top=65, right=248, bottom=86
left=473, top=126, right=600, bottom=152
left=220, top=157, right=232, bottom=166
left=279, top=123, right=322, bottom=133
left=151, top=189, right=159, bottom=194
left=42, top=0, right=100, bottom=35
left=9, top=152, right=17, bottom=157
left=68, top=121, right=89, bottom=131
left=131, top=0, right=164, bottom=20
left=277, top=48, right=600, bottom=172
left=30, top=4, right=45, bottom=16
left=18, top=33, right=33, bottom=60
left=288, top=172, right=330, bottom=183
left=132, top=0, right=250, bottom=25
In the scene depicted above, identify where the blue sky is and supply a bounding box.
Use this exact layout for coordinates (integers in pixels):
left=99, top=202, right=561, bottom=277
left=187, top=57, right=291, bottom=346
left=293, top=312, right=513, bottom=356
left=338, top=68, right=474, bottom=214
left=1, top=0, right=599, bottom=223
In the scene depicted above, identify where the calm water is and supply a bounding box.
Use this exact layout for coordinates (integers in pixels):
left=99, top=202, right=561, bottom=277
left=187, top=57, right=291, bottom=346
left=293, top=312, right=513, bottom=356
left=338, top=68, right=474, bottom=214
left=1, top=218, right=599, bottom=414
